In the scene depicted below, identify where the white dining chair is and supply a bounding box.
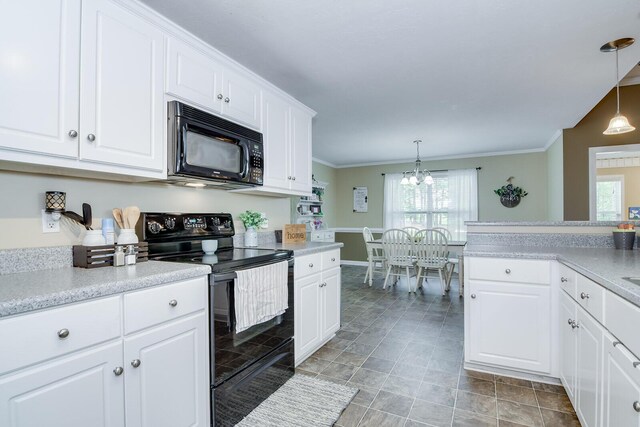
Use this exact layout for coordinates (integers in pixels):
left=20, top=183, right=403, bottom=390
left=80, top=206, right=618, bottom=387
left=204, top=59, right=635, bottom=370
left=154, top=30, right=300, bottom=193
left=403, top=226, right=420, bottom=239
left=432, top=227, right=461, bottom=294
left=381, top=229, right=416, bottom=293
left=362, top=227, right=386, bottom=286
left=414, top=229, right=449, bottom=295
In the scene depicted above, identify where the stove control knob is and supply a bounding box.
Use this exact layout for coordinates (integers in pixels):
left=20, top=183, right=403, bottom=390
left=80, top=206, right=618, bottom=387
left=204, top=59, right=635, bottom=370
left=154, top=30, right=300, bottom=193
left=148, top=221, right=162, bottom=234
left=164, top=218, right=176, bottom=230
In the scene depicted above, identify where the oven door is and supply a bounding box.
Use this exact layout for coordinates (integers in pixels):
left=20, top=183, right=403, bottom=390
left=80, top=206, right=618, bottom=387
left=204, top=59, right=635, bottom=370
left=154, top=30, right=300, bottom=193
left=210, top=259, right=294, bottom=387
left=176, top=119, right=251, bottom=183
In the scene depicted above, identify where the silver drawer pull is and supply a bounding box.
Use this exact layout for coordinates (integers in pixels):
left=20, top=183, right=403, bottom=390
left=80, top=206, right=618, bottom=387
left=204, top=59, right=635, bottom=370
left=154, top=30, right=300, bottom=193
left=613, top=341, right=622, bottom=347
left=572, top=321, right=579, bottom=329
left=470, top=294, right=476, bottom=299
left=87, top=133, right=96, bottom=142
left=580, top=292, right=590, bottom=300
left=561, top=277, right=568, bottom=283
left=113, top=366, right=124, bottom=376
left=309, top=263, right=313, bottom=268
left=567, top=318, right=573, bottom=325
left=131, top=359, right=141, bottom=368
left=634, top=361, right=640, bottom=369
left=57, top=328, right=70, bottom=339
left=331, top=257, right=336, bottom=262
left=505, top=269, right=511, bottom=274
left=217, top=94, right=223, bottom=100
left=634, top=401, right=640, bottom=412
left=169, top=299, right=178, bottom=307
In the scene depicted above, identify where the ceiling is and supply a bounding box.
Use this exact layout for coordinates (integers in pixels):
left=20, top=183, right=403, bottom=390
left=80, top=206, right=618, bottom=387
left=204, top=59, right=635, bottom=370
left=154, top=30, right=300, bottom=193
left=140, top=0, right=640, bottom=167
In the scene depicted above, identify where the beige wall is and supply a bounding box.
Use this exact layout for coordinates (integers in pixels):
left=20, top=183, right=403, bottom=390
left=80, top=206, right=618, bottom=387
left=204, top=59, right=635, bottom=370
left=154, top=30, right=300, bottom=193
left=563, top=84, right=640, bottom=220
left=333, top=152, right=549, bottom=229
left=546, top=134, right=564, bottom=221
left=1, top=170, right=292, bottom=249
left=311, top=161, right=338, bottom=227
left=597, top=166, right=640, bottom=219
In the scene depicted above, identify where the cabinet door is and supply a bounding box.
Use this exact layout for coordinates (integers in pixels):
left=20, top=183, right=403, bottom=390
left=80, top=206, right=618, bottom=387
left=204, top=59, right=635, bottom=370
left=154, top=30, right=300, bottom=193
left=322, top=268, right=341, bottom=337
left=166, top=37, right=223, bottom=113
left=576, top=305, right=604, bottom=427
left=80, top=0, right=164, bottom=172
left=467, top=280, right=551, bottom=373
left=261, top=91, right=291, bottom=190
left=295, top=273, right=322, bottom=363
left=0, top=342, right=124, bottom=427
left=0, top=0, right=79, bottom=158
left=603, top=333, right=640, bottom=427
left=124, top=313, right=209, bottom=427
left=221, top=68, right=261, bottom=129
left=559, top=290, right=578, bottom=406
left=289, top=105, right=312, bottom=192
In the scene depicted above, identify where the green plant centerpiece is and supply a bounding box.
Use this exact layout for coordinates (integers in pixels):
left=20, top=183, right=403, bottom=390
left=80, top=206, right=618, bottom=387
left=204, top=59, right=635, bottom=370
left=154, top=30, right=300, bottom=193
left=238, top=210, right=266, bottom=230
left=494, top=177, right=528, bottom=208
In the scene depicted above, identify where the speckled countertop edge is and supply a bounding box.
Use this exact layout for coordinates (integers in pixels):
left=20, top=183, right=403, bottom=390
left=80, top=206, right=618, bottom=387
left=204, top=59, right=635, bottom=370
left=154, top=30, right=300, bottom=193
left=0, top=261, right=211, bottom=317
left=464, top=244, right=640, bottom=307
left=466, top=221, right=640, bottom=227
left=241, top=242, right=344, bottom=256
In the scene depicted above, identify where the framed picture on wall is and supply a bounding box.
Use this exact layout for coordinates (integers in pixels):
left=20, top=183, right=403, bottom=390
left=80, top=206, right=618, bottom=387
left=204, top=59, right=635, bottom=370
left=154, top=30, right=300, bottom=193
left=629, top=207, right=640, bottom=220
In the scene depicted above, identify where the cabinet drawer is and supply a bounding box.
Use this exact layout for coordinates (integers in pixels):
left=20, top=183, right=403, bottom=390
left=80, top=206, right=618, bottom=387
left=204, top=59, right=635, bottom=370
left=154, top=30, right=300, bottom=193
left=0, top=296, right=121, bottom=374
left=321, top=249, right=340, bottom=270
left=606, top=292, right=640, bottom=358
left=558, top=263, right=577, bottom=298
left=575, top=274, right=605, bottom=323
left=468, top=257, right=550, bottom=284
left=124, top=277, right=207, bottom=334
left=295, top=253, right=322, bottom=278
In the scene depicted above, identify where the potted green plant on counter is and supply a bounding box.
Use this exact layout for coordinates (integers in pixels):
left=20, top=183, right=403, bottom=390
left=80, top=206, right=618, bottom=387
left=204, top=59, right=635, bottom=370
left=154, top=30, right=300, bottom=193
left=238, top=210, right=266, bottom=247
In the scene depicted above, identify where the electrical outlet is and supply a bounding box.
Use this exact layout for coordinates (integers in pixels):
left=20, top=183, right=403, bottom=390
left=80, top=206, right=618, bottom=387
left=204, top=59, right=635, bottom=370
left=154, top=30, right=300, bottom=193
left=42, top=210, right=60, bottom=233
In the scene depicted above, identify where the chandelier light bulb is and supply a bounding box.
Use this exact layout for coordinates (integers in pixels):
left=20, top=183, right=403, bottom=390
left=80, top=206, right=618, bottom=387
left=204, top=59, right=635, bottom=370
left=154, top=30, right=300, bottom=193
left=409, top=175, right=418, bottom=185
left=424, top=174, right=434, bottom=185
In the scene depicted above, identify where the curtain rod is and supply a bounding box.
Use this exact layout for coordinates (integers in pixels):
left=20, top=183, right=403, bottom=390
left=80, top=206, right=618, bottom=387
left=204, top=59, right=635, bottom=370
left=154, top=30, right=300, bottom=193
left=381, top=167, right=481, bottom=176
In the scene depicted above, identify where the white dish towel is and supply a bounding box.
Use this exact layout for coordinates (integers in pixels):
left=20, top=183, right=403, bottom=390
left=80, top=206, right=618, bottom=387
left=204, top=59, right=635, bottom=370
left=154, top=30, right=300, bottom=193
left=234, top=261, right=289, bottom=333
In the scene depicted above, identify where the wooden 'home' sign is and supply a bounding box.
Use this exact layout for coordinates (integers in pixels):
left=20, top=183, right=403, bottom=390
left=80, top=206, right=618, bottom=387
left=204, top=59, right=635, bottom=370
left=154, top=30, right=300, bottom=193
left=284, top=224, right=307, bottom=243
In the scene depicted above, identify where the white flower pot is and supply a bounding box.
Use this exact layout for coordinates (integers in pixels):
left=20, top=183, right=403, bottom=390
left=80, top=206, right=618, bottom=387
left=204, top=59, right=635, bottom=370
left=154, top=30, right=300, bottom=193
left=244, top=227, right=258, bottom=247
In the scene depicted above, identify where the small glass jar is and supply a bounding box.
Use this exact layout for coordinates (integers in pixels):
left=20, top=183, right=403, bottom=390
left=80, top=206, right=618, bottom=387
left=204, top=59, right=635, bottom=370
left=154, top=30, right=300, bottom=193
left=82, top=230, right=106, bottom=246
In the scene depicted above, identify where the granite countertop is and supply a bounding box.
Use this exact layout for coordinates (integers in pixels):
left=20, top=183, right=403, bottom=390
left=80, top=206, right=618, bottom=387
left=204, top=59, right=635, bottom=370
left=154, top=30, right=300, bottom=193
left=0, top=261, right=211, bottom=318
left=466, top=221, right=640, bottom=227
left=248, top=241, right=344, bottom=256
left=464, top=244, right=640, bottom=306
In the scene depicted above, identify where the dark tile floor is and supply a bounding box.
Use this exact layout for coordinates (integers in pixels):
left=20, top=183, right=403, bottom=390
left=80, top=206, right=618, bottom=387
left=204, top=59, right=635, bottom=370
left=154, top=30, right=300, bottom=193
left=297, top=265, right=581, bottom=427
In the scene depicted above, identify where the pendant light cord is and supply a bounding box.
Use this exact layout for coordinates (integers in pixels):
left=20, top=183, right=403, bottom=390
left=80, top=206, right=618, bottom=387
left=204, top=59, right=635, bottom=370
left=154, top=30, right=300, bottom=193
left=616, top=47, right=620, bottom=114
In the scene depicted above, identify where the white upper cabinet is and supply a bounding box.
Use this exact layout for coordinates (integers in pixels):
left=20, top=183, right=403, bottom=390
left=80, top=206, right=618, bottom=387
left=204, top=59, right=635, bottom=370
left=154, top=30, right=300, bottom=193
left=289, top=104, right=313, bottom=193
left=80, top=0, right=164, bottom=172
left=0, top=0, right=80, bottom=158
left=261, top=91, right=291, bottom=190
left=166, top=36, right=261, bottom=130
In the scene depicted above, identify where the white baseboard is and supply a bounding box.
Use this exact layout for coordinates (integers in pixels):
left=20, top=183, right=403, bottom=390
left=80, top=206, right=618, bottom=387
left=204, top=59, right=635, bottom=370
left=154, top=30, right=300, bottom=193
left=340, top=260, right=369, bottom=267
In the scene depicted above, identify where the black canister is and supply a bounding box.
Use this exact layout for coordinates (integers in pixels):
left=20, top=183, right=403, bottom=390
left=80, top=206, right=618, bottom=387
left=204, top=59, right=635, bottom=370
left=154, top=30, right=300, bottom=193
left=613, top=230, right=636, bottom=250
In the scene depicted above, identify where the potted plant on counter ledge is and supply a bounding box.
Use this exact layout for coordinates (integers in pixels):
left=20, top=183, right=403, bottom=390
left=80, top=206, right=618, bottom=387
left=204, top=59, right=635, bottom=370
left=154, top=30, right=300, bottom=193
left=239, top=210, right=266, bottom=247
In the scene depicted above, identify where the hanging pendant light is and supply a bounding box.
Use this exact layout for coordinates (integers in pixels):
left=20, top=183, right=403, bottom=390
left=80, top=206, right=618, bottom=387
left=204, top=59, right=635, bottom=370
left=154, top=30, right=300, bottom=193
left=601, top=38, right=636, bottom=135
left=400, top=140, right=433, bottom=186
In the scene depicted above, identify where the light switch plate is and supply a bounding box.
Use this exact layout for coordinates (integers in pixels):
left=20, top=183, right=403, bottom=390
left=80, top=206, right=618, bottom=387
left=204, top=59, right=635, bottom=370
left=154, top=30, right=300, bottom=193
left=42, top=210, right=60, bottom=233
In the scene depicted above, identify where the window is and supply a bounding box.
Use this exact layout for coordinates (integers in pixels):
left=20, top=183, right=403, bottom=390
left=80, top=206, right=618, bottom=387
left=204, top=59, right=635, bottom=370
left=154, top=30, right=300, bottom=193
left=383, top=169, right=478, bottom=241
left=596, top=175, right=624, bottom=221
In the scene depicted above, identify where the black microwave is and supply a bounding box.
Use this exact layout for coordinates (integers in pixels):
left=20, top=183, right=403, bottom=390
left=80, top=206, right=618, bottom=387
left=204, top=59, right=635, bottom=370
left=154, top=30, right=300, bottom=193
left=167, top=101, right=263, bottom=188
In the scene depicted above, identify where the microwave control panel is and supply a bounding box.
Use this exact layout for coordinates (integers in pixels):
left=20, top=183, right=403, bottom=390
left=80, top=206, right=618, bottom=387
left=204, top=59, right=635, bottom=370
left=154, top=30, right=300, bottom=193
left=249, top=142, right=263, bottom=184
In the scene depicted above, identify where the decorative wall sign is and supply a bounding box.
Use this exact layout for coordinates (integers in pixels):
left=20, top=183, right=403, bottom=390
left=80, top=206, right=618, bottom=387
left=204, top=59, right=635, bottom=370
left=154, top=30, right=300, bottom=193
left=353, top=187, right=368, bottom=212
left=629, top=207, right=640, bottom=220
left=283, top=224, right=307, bottom=243
left=494, top=177, right=528, bottom=208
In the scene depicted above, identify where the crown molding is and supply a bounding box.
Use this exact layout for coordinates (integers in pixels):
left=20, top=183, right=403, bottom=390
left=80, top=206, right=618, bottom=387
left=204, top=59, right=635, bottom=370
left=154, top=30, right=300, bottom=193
left=311, top=157, right=338, bottom=168
left=542, top=129, right=563, bottom=151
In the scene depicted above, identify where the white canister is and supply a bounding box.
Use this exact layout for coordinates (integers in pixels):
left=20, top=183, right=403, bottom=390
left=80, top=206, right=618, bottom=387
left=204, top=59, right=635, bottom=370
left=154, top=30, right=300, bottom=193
left=83, top=230, right=106, bottom=246
left=244, top=227, right=258, bottom=247
left=117, top=229, right=139, bottom=244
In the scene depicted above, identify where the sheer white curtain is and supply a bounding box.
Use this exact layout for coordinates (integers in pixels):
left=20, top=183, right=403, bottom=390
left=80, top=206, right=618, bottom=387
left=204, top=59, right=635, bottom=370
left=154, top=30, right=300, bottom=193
left=383, top=173, right=405, bottom=230
left=448, top=168, right=478, bottom=241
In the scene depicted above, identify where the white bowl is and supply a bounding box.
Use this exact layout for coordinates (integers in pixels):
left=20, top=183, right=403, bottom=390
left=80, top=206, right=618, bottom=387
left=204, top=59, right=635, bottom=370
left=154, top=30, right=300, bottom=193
left=202, top=239, right=218, bottom=255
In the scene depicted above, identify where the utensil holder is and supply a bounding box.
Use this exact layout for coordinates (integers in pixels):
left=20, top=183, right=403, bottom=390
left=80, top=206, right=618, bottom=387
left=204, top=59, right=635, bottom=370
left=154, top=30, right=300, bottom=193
left=613, top=231, right=636, bottom=250
left=73, top=242, right=148, bottom=268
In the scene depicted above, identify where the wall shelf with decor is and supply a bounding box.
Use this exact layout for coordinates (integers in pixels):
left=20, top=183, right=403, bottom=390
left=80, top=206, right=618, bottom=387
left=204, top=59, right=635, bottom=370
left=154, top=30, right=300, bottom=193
left=295, top=180, right=334, bottom=242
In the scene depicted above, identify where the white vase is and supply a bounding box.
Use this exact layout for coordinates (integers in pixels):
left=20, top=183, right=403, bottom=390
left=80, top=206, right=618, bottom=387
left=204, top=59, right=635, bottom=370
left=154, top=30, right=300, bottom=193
left=117, top=229, right=139, bottom=245
left=244, top=227, right=258, bottom=247
left=83, top=230, right=106, bottom=246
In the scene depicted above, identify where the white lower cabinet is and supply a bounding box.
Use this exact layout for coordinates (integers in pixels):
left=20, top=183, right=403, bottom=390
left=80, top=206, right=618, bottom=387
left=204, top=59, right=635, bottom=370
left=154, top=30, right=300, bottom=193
left=0, top=277, right=209, bottom=427
left=466, top=279, right=551, bottom=374
left=603, top=333, right=640, bottom=427
left=575, top=304, right=604, bottom=427
left=0, top=342, right=124, bottom=427
left=294, top=249, right=341, bottom=365
left=560, top=290, right=578, bottom=405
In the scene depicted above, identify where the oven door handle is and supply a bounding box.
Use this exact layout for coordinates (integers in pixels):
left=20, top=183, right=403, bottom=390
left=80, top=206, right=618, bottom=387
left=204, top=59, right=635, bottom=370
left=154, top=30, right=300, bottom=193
left=222, top=351, right=290, bottom=394
left=212, top=258, right=293, bottom=283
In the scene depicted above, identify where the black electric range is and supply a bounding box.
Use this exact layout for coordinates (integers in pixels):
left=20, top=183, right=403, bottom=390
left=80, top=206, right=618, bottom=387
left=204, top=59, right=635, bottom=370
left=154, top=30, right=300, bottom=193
left=139, top=213, right=295, bottom=427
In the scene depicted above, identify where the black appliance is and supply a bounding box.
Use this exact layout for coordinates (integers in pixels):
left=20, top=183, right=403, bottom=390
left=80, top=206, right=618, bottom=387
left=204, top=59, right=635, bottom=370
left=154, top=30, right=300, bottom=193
left=140, top=213, right=294, bottom=427
left=167, top=101, right=264, bottom=188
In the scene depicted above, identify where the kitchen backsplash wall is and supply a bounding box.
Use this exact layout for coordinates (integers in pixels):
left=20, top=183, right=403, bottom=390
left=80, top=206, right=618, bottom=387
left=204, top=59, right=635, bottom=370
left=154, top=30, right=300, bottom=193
left=1, top=170, right=293, bottom=249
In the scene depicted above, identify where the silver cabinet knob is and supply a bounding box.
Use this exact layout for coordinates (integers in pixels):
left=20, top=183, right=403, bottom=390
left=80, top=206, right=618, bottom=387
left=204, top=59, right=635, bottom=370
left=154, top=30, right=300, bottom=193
left=292, top=176, right=296, bottom=180
left=309, top=263, right=313, bottom=268
left=613, top=341, right=622, bottom=347
left=572, top=321, right=579, bottom=329
left=505, top=269, right=511, bottom=274
left=580, top=292, right=590, bottom=300
left=567, top=318, right=573, bottom=325
left=131, top=359, right=141, bottom=368
left=470, top=294, right=476, bottom=299
left=113, top=366, right=124, bottom=376
left=561, top=277, right=568, bottom=283
left=68, top=130, right=78, bottom=138
left=288, top=176, right=292, bottom=180
left=633, top=401, right=640, bottom=412
left=331, top=257, right=336, bottom=262
left=57, top=328, right=70, bottom=339
left=217, top=94, right=223, bottom=100
left=87, top=133, right=96, bottom=142
left=224, top=97, right=230, bottom=103
left=169, top=299, right=178, bottom=307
